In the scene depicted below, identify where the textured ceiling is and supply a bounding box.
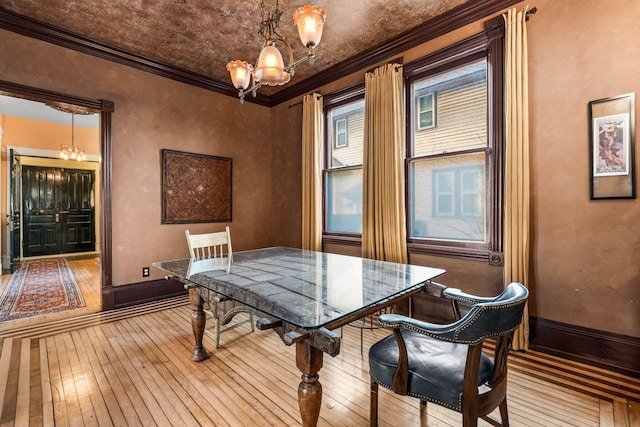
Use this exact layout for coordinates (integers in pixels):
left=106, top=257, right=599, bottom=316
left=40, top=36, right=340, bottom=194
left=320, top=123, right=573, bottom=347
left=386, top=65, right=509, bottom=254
left=0, top=0, right=470, bottom=94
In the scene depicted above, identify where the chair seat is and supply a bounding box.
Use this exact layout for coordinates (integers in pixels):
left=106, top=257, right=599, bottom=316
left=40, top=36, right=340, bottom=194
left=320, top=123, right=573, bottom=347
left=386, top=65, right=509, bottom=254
left=369, top=329, right=494, bottom=411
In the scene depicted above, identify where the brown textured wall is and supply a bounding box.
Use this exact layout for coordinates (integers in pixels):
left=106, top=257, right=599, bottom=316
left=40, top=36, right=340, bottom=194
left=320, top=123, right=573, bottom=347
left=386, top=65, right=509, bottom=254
left=269, top=101, right=303, bottom=248
left=276, top=0, right=640, bottom=338
left=526, top=0, right=640, bottom=337
left=0, top=29, right=273, bottom=286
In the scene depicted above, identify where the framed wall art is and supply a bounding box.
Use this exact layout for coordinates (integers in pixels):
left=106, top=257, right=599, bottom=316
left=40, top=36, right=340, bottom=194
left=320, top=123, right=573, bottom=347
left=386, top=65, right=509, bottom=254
left=162, top=149, right=232, bottom=223
left=588, top=93, right=635, bottom=199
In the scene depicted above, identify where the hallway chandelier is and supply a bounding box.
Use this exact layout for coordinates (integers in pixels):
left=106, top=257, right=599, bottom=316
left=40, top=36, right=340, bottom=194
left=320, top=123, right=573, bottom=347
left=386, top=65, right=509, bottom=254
left=226, top=0, right=326, bottom=103
left=59, top=112, right=86, bottom=161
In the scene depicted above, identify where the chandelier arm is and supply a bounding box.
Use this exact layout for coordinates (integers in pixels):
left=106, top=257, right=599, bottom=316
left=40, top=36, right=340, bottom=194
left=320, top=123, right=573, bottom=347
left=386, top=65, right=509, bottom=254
left=237, top=82, right=262, bottom=104
left=284, top=49, right=316, bottom=75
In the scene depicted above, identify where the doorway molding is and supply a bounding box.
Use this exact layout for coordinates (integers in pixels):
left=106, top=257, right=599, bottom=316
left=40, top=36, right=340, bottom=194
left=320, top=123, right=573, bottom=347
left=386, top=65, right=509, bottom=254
left=0, top=79, right=113, bottom=309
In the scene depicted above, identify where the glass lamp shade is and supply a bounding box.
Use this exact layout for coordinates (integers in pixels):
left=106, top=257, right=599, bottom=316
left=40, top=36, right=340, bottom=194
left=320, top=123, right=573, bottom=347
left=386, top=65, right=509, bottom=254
left=226, top=60, right=253, bottom=90
left=254, top=45, right=291, bottom=86
left=293, top=5, right=326, bottom=48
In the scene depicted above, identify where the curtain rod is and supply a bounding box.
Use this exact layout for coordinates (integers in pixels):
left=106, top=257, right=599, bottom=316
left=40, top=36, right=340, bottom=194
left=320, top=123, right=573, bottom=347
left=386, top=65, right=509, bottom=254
left=525, top=6, right=538, bottom=21
left=288, top=91, right=321, bottom=108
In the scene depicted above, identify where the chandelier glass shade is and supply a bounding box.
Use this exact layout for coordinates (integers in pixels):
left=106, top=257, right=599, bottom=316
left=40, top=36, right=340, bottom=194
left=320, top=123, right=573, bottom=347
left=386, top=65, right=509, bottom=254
left=59, top=112, right=86, bottom=161
left=227, top=0, right=326, bottom=103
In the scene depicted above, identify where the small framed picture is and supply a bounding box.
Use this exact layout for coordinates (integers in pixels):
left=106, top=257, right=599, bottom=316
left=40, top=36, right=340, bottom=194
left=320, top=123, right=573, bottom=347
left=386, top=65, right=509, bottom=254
left=588, top=93, right=635, bottom=199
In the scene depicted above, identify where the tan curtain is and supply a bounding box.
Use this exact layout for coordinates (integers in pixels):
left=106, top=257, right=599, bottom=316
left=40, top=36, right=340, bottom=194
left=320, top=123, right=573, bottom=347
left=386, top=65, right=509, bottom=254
left=362, top=63, right=407, bottom=263
left=504, top=8, right=530, bottom=350
left=301, top=93, right=323, bottom=251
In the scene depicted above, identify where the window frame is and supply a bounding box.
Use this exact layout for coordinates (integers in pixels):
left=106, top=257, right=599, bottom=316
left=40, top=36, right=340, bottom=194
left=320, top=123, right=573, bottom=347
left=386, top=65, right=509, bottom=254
left=322, top=83, right=366, bottom=244
left=404, top=27, right=505, bottom=264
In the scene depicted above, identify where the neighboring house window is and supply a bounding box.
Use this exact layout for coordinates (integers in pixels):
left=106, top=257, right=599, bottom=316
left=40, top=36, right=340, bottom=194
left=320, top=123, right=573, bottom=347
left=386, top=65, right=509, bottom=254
left=335, top=118, right=347, bottom=148
left=406, top=29, right=504, bottom=261
left=432, top=166, right=484, bottom=219
left=417, top=92, right=436, bottom=130
left=323, top=86, right=365, bottom=235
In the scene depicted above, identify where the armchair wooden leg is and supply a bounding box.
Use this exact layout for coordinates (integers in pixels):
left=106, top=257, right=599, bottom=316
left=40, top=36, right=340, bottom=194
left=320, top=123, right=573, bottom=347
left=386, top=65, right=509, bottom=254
left=499, top=398, right=509, bottom=426
left=462, top=411, right=478, bottom=427
left=419, top=400, right=427, bottom=425
left=250, top=312, right=255, bottom=332
left=370, top=381, right=378, bottom=427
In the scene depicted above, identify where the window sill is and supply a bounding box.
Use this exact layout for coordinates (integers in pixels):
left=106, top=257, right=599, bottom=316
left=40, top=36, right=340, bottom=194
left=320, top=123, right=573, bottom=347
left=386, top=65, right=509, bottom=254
left=322, top=234, right=362, bottom=247
left=322, top=236, right=503, bottom=265
left=407, top=242, right=503, bottom=265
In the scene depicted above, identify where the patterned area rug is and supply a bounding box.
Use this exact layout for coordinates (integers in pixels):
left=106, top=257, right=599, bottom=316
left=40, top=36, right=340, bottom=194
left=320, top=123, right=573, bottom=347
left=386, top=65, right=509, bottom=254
left=0, top=259, right=85, bottom=321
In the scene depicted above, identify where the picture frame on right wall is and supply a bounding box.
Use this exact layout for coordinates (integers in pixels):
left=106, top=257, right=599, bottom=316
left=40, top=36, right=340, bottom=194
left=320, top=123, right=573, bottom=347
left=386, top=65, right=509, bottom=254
left=588, top=92, right=636, bottom=199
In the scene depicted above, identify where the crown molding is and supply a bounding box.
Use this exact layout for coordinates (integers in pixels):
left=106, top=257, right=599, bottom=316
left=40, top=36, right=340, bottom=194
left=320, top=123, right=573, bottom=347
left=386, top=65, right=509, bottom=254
left=0, top=7, right=271, bottom=107
left=0, top=0, right=519, bottom=107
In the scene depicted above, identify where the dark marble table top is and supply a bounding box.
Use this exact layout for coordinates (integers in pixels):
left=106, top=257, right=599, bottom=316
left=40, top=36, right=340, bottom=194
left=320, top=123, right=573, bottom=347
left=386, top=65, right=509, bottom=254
left=154, top=247, right=445, bottom=330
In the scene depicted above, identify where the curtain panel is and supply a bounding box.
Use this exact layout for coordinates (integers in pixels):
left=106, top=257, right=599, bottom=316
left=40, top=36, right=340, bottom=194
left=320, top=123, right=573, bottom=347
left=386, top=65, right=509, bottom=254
left=361, top=63, right=407, bottom=263
left=503, top=7, right=531, bottom=350
left=301, top=93, right=324, bottom=251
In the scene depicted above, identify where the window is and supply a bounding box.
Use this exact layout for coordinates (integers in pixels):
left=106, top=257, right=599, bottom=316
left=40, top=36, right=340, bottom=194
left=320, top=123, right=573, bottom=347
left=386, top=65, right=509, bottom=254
left=335, top=118, right=347, bottom=148
left=405, top=29, right=504, bottom=261
left=324, top=89, right=365, bottom=235
left=417, top=92, right=436, bottom=130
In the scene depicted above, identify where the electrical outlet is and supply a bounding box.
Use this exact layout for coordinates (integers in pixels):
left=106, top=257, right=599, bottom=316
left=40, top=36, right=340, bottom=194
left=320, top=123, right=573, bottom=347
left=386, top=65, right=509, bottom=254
left=142, top=267, right=150, bottom=277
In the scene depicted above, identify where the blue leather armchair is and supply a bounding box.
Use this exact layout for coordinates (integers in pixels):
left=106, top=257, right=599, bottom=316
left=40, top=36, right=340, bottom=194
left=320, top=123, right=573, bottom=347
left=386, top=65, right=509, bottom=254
left=368, top=282, right=529, bottom=427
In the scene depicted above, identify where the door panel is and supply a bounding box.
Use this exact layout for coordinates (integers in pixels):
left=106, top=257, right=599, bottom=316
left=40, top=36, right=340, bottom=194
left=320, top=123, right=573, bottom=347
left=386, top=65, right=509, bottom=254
left=22, top=165, right=95, bottom=257
left=9, top=149, right=21, bottom=272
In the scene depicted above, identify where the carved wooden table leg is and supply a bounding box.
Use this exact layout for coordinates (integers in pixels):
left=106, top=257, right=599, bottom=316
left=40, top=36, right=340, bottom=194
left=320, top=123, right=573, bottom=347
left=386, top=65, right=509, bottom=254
left=188, top=286, right=209, bottom=362
left=296, top=339, right=324, bottom=426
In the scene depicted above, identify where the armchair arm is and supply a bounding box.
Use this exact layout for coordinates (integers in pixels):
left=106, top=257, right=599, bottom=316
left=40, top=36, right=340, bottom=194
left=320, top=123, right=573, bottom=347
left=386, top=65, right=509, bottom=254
left=378, top=312, right=466, bottom=395
left=378, top=313, right=461, bottom=341
left=442, top=287, right=497, bottom=305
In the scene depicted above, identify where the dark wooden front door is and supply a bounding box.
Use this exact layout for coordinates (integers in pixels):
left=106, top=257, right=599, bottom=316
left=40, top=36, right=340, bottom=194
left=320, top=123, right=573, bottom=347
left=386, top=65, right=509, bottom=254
left=22, top=166, right=96, bottom=257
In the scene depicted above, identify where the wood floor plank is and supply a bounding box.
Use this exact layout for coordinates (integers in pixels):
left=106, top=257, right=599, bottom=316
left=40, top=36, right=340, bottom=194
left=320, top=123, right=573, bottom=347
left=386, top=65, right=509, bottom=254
left=38, top=339, right=54, bottom=427
left=628, top=400, right=640, bottom=427
left=613, top=400, right=631, bottom=427
left=0, top=338, right=13, bottom=422
left=14, top=338, right=30, bottom=426
left=600, top=400, right=615, bottom=426
left=28, top=338, right=43, bottom=426
left=45, top=335, right=69, bottom=426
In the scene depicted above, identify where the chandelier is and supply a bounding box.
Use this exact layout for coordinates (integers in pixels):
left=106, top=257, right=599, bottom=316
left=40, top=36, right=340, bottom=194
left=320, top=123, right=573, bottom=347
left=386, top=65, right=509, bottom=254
left=226, top=0, right=326, bottom=103
left=59, top=112, right=86, bottom=161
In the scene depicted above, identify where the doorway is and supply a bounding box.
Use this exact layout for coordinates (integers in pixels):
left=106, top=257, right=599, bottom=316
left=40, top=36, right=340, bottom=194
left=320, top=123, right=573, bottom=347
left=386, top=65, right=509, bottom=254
left=0, top=79, right=113, bottom=323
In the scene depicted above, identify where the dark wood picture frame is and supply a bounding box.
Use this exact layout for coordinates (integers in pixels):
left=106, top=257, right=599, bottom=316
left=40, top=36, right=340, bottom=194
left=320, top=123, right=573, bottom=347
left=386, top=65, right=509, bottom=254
left=162, top=149, right=232, bottom=223
left=588, top=93, right=636, bottom=200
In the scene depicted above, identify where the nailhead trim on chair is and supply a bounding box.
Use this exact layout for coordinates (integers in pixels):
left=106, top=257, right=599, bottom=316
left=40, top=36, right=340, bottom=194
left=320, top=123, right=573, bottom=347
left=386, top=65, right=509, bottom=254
left=370, top=373, right=464, bottom=411
left=381, top=299, right=525, bottom=345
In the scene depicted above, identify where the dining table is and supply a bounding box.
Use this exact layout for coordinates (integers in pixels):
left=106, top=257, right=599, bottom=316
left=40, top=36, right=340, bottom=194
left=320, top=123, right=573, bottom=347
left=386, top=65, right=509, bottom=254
left=153, top=246, right=445, bottom=426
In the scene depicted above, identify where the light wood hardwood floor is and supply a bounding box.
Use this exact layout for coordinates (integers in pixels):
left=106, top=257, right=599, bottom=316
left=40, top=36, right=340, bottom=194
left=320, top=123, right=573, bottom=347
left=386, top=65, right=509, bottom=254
left=0, top=296, right=637, bottom=426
